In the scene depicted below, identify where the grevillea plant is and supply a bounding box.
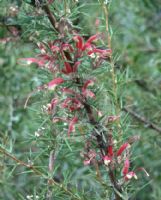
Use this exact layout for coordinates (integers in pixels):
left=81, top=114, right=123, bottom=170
left=18, top=30, right=149, bottom=199
left=5, top=0, right=150, bottom=199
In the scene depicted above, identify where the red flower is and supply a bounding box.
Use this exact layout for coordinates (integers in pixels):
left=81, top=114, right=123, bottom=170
left=61, top=87, right=76, bottom=95
left=125, top=171, right=137, bottom=181
left=107, top=145, right=114, bottom=157
left=85, top=34, right=100, bottom=46
left=117, top=142, right=130, bottom=157
left=62, top=98, right=82, bottom=111
left=122, top=158, right=130, bottom=176
left=103, top=155, right=112, bottom=166
left=84, top=159, right=91, bottom=166
left=83, top=150, right=96, bottom=166
left=48, top=44, right=60, bottom=52
left=107, top=115, right=120, bottom=123
left=61, top=43, right=74, bottom=52
left=73, top=35, right=83, bottom=50
left=47, top=77, right=64, bottom=90
left=52, top=117, right=68, bottom=123
left=122, top=159, right=146, bottom=181
left=82, top=80, right=95, bottom=98
left=46, top=98, right=59, bottom=114
left=68, top=116, right=78, bottom=136
left=73, top=34, right=100, bottom=52
left=122, top=159, right=137, bottom=181
left=62, top=62, right=73, bottom=74
left=18, top=58, right=46, bottom=67
left=88, top=48, right=112, bottom=58
left=73, top=61, right=81, bottom=72
left=83, top=80, right=94, bottom=89
left=62, top=61, right=81, bottom=74
left=82, top=90, right=95, bottom=98
left=50, top=98, right=59, bottom=110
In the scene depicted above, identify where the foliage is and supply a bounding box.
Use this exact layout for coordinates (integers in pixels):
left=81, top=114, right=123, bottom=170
left=0, top=0, right=161, bottom=199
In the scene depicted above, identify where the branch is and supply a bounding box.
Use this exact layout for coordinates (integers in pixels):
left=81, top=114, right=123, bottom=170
left=42, top=4, right=58, bottom=31
left=102, top=2, right=122, bottom=199
left=123, top=107, right=161, bottom=134
left=0, top=146, right=81, bottom=200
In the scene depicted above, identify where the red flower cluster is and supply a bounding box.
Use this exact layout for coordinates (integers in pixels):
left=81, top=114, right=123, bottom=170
left=19, top=34, right=111, bottom=136
left=19, top=31, right=149, bottom=189
left=103, top=138, right=149, bottom=182
left=81, top=133, right=149, bottom=183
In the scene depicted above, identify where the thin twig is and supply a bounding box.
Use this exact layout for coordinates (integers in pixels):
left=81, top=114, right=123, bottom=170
left=101, top=2, right=123, bottom=199
left=0, top=146, right=81, bottom=200
left=123, top=107, right=161, bottom=134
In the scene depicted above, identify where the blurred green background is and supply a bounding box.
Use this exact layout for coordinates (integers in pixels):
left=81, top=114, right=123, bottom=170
left=0, top=0, right=161, bottom=199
